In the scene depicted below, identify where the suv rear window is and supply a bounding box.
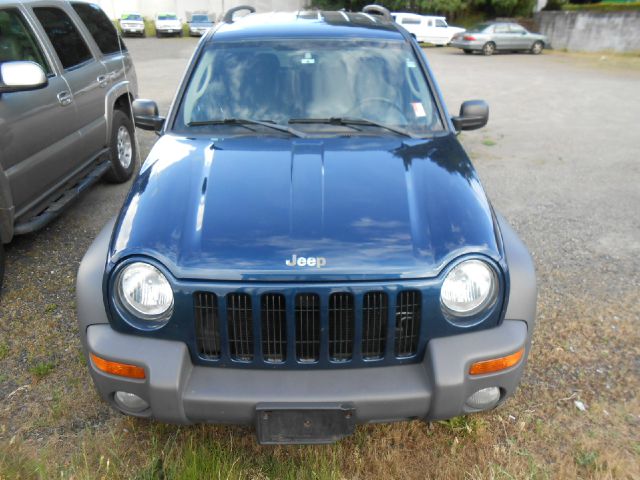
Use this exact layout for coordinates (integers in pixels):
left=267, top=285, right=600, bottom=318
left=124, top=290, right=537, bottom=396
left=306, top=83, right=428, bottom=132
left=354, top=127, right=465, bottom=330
left=33, top=7, right=92, bottom=69
left=72, top=3, right=123, bottom=55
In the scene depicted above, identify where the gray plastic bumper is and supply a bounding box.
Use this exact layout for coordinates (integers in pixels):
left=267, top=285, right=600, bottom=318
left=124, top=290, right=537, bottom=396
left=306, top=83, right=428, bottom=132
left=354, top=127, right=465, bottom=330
left=86, top=319, right=529, bottom=425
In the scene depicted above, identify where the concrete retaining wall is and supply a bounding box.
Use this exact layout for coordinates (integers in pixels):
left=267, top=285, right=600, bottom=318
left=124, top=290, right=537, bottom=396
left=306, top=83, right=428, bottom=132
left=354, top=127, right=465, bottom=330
left=535, top=11, right=640, bottom=53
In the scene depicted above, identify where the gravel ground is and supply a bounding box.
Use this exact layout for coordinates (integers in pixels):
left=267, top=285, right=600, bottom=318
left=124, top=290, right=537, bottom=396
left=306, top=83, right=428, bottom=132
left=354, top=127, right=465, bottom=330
left=0, top=39, right=638, bottom=478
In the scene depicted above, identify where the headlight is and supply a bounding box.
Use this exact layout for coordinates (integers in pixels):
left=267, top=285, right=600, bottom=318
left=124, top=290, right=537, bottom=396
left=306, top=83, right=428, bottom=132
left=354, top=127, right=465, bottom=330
left=117, top=262, right=174, bottom=320
left=440, top=259, right=498, bottom=317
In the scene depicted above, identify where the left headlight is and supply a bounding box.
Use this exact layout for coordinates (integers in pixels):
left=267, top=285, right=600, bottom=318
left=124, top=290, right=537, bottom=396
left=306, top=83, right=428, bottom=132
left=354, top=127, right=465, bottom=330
left=440, top=259, right=498, bottom=318
left=116, top=262, right=174, bottom=320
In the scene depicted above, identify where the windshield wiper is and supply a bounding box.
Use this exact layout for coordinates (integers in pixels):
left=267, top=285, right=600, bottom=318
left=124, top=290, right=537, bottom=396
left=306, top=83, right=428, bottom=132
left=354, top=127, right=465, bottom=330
left=288, top=117, right=416, bottom=138
left=187, top=118, right=308, bottom=138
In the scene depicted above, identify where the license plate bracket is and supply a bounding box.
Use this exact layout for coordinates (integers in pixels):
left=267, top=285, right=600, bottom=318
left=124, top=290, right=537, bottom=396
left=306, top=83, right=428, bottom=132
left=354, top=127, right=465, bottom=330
left=256, top=403, right=356, bottom=445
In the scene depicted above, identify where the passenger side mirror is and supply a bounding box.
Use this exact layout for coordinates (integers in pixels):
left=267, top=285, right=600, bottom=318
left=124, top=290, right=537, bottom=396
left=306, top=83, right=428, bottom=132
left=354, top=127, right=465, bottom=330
left=451, top=100, right=489, bottom=131
left=0, top=61, right=48, bottom=94
left=132, top=99, right=165, bottom=131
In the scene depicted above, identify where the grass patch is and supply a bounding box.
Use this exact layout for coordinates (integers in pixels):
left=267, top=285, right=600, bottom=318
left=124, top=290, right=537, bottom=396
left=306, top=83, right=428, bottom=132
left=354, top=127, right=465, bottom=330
left=44, top=303, right=57, bottom=314
left=563, top=1, right=640, bottom=11
left=29, top=361, right=56, bottom=378
left=482, top=138, right=497, bottom=147
left=0, top=343, right=8, bottom=360
left=575, top=449, right=599, bottom=471
left=438, top=415, right=485, bottom=438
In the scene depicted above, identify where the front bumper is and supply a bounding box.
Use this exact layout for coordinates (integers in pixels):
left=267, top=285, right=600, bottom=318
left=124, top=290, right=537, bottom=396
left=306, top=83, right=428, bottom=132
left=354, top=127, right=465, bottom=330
left=85, top=319, right=529, bottom=426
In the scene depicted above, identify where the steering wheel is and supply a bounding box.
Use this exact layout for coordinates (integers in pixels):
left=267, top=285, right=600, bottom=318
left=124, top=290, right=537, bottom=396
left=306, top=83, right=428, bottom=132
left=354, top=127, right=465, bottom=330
left=348, top=97, right=408, bottom=124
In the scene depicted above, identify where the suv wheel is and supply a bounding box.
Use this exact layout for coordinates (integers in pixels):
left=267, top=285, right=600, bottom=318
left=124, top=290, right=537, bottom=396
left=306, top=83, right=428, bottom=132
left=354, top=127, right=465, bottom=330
left=0, top=243, right=5, bottom=292
left=482, top=42, right=495, bottom=56
left=105, top=110, right=136, bottom=183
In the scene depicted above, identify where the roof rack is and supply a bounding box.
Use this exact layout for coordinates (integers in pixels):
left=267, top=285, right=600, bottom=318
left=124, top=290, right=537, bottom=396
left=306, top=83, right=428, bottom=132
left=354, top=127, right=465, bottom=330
left=222, top=5, right=256, bottom=23
left=362, top=5, right=392, bottom=22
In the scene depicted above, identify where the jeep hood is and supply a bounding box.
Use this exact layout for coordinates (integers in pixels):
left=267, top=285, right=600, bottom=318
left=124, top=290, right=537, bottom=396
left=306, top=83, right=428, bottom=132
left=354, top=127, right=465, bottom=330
left=109, top=134, right=501, bottom=281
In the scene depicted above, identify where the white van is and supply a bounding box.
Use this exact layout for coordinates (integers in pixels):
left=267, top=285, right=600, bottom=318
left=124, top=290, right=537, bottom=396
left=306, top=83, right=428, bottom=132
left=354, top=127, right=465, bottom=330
left=391, top=12, right=465, bottom=45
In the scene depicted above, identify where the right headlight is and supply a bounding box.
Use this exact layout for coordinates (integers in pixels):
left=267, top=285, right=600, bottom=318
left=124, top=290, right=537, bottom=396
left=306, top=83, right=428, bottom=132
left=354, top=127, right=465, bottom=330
left=440, top=259, right=498, bottom=317
left=116, top=262, right=174, bottom=322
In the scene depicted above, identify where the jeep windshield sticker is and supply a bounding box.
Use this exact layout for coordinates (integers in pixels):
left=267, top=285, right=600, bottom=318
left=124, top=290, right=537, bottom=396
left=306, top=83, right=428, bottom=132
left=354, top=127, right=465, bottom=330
left=301, top=52, right=315, bottom=64
left=285, top=255, right=326, bottom=268
left=411, top=102, right=426, bottom=118
left=406, top=59, right=417, bottom=68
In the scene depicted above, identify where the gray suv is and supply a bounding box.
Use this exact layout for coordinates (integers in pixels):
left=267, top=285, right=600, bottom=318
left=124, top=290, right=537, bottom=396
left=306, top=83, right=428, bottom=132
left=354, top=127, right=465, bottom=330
left=0, top=1, right=138, bottom=289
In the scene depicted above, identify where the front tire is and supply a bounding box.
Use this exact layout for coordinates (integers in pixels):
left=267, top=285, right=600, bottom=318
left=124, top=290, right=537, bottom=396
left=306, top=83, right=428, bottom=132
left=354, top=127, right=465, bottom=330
left=531, top=41, right=544, bottom=55
left=482, top=42, right=496, bottom=56
left=0, top=243, right=5, bottom=292
left=105, top=110, right=136, bottom=183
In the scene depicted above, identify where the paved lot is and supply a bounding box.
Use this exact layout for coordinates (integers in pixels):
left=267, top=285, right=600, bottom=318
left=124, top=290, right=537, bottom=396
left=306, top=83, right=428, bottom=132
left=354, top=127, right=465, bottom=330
left=1, top=38, right=638, bottom=478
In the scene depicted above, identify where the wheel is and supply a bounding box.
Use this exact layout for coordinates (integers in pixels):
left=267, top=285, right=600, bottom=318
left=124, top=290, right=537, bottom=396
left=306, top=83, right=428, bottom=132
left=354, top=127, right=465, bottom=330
left=482, top=42, right=495, bottom=56
left=463, top=49, right=473, bottom=55
left=178, top=30, right=183, bottom=37
left=141, top=30, right=146, bottom=38
left=531, top=41, right=544, bottom=55
left=0, top=243, right=5, bottom=292
left=155, top=31, right=160, bottom=38
left=105, top=110, right=136, bottom=183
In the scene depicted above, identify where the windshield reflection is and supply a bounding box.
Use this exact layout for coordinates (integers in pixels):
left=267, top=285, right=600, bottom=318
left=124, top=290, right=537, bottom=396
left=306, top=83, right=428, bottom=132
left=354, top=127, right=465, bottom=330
left=175, top=39, right=443, bottom=136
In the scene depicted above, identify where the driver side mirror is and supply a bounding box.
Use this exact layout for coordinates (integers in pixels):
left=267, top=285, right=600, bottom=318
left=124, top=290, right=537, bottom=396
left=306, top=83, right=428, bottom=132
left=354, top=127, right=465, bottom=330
left=0, top=61, right=48, bottom=94
left=132, top=99, right=165, bottom=131
left=451, top=100, right=489, bottom=131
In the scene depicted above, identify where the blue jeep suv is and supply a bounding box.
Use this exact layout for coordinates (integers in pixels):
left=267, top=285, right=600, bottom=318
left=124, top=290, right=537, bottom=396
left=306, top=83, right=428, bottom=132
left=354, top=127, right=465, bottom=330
left=77, top=6, right=536, bottom=444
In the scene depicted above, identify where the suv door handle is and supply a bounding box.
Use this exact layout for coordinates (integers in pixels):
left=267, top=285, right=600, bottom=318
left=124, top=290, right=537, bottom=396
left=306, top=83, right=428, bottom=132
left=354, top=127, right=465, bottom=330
left=57, top=91, right=72, bottom=106
left=97, top=74, right=108, bottom=87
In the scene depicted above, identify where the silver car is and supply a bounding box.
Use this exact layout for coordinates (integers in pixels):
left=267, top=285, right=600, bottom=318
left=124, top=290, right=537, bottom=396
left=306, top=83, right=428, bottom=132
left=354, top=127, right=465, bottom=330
left=451, top=22, right=548, bottom=56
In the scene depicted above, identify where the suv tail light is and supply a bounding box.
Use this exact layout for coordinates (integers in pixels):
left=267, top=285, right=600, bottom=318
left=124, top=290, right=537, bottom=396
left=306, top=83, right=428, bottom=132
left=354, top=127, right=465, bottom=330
left=463, top=35, right=476, bottom=41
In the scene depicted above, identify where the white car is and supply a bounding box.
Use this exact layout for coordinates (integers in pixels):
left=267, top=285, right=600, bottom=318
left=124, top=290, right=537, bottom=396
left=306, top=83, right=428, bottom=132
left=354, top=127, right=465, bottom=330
left=119, top=12, right=145, bottom=37
left=154, top=12, right=183, bottom=37
left=391, top=12, right=465, bottom=46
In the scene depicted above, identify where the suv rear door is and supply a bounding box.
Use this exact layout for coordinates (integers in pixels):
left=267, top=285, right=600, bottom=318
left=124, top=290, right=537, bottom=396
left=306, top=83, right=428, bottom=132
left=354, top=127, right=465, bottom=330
left=71, top=3, right=129, bottom=94
left=0, top=6, right=79, bottom=216
left=32, top=4, right=108, bottom=170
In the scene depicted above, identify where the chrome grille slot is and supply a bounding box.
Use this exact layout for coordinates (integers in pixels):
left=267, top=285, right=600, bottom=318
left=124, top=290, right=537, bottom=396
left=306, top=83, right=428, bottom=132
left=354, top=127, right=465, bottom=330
left=362, top=292, right=388, bottom=359
left=328, top=292, right=354, bottom=361
left=261, top=293, right=287, bottom=363
left=295, top=293, right=321, bottom=362
left=227, top=293, right=254, bottom=361
left=194, top=292, right=221, bottom=359
left=395, top=290, right=421, bottom=357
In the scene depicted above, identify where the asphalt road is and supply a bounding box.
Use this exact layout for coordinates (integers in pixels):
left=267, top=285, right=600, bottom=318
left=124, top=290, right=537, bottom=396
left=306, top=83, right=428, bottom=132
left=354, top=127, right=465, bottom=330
left=1, top=38, right=638, bottom=475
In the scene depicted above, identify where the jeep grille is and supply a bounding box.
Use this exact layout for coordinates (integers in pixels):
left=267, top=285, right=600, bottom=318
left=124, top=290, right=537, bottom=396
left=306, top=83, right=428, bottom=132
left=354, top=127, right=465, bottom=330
left=193, top=289, right=423, bottom=368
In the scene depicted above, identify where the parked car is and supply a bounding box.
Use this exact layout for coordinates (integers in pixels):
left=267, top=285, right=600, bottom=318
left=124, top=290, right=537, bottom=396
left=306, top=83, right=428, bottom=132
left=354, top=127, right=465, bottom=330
left=0, top=0, right=138, bottom=290
left=77, top=5, right=536, bottom=445
left=154, top=12, right=182, bottom=37
left=188, top=13, right=213, bottom=36
left=119, top=12, right=145, bottom=37
left=391, top=12, right=464, bottom=45
left=450, top=22, right=548, bottom=55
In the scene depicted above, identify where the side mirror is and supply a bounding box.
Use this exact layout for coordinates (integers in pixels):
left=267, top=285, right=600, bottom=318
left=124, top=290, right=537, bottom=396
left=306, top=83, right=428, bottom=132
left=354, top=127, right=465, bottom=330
left=132, top=99, right=165, bottom=131
left=451, top=100, right=489, bottom=131
left=0, top=61, right=48, bottom=94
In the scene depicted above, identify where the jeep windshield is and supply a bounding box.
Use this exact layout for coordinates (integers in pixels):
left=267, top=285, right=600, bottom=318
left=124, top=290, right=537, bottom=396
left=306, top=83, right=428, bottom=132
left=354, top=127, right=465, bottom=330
left=174, top=39, right=444, bottom=137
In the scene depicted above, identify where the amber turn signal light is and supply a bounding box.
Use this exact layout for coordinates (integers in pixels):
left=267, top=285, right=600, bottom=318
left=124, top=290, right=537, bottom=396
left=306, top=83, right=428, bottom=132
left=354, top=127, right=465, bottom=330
left=469, top=347, right=525, bottom=375
left=90, top=353, right=146, bottom=379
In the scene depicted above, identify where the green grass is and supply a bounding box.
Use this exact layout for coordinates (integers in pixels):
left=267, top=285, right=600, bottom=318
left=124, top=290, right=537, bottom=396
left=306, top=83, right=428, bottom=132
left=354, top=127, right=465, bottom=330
left=563, top=1, right=640, bottom=11
left=44, top=303, right=57, bottom=314
left=0, top=343, right=8, bottom=360
left=29, top=361, right=56, bottom=378
left=575, top=449, right=599, bottom=471
left=482, top=138, right=497, bottom=147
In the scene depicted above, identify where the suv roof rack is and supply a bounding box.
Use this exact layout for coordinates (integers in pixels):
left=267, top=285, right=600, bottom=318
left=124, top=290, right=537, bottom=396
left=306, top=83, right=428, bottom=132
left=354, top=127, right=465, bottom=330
left=362, top=5, right=392, bottom=22
left=222, top=5, right=256, bottom=23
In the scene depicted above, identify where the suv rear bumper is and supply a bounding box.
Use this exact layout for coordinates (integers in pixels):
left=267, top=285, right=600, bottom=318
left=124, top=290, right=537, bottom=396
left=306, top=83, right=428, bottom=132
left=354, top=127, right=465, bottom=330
left=85, top=319, right=529, bottom=425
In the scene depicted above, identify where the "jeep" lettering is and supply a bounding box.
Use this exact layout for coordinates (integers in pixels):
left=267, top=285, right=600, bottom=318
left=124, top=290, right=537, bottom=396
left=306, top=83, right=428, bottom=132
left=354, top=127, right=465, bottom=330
left=285, top=254, right=327, bottom=268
